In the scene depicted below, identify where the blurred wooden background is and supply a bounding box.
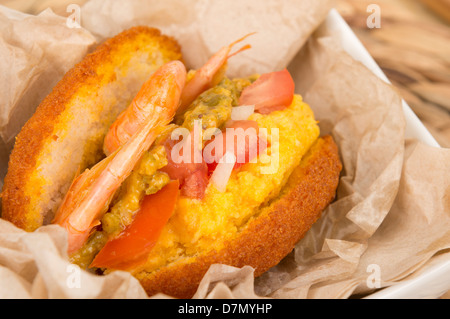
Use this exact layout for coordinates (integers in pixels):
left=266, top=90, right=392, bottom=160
left=336, top=0, right=450, bottom=148
left=1, top=0, right=449, bottom=147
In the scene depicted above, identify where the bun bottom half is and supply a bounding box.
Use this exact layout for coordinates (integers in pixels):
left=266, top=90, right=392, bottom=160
left=135, top=135, right=342, bottom=298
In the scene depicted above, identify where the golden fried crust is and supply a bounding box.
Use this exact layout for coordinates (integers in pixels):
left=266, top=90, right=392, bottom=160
left=136, top=135, right=342, bottom=298
left=1, top=26, right=182, bottom=231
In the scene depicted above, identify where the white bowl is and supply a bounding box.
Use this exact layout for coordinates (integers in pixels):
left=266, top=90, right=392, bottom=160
left=326, top=9, right=449, bottom=299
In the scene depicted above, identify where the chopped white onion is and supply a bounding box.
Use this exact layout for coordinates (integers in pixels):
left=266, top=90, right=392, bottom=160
left=210, top=152, right=236, bottom=192
left=231, top=105, right=255, bottom=121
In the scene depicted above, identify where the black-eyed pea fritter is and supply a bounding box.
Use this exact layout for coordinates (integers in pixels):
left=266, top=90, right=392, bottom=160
left=2, top=27, right=342, bottom=298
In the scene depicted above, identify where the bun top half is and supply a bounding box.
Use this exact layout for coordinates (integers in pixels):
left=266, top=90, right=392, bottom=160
left=2, top=27, right=182, bottom=231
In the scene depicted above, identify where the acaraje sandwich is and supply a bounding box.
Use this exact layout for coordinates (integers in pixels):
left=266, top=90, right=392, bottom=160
left=1, top=26, right=342, bottom=298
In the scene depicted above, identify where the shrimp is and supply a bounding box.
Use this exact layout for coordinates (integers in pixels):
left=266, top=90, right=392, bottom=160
left=103, top=35, right=254, bottom=156
left=53, top=61, right=186, bottom=255
left=176, top=32, right=255, bottom=116
left=103, top=61, right=187, bottom=156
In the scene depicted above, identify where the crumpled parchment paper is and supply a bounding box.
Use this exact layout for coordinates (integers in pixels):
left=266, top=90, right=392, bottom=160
left=0, top=0, right=449, bottom=299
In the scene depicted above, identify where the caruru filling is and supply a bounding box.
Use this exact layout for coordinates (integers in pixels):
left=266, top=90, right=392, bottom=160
left=71, top=74, right=320, bottom=271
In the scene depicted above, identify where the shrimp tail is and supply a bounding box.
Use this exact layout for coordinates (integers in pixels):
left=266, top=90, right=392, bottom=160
left=177, top=32, right=256, bottom=115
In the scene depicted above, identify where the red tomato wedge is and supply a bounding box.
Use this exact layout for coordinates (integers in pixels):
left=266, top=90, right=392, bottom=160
left=161, top=132, right=209, bottom=199
left=180, top=169, right=209, bottom=198
left=239, top=69, right=295, bottom=115
left=90, top=180, right=180, bottom=270
left=203, top=120, right=268, bottom=173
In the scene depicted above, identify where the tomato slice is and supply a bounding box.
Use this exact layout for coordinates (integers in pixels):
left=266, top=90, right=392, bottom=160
left=180, top=169, right=209, bottom=198
left=161, top=133, right=209, bottom=199
left=90, top=180, right=180, bottom=270
left=239, top=69, right=295, bottom=115
left=203, top=120, right=267, bottom=173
